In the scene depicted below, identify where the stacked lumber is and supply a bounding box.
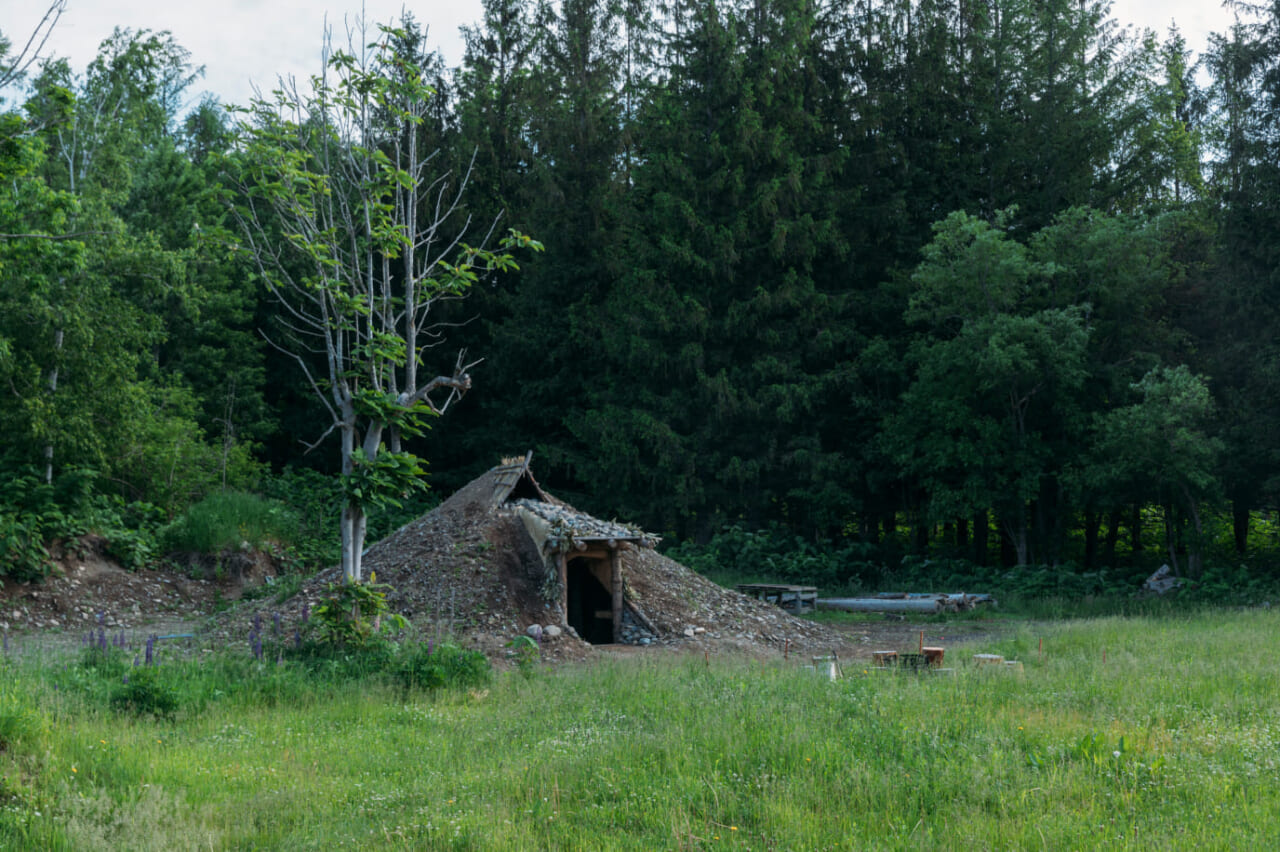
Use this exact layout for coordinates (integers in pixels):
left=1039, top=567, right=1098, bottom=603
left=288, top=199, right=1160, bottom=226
left=816, top=592, right=996, bottom=614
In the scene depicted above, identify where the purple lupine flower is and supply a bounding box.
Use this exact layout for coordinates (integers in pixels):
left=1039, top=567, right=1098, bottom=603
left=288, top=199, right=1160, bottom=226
left=122, top=674, right=129, bottom=685
left=250, top=630, right=263, bottom=661
left=96, top=611, right=103, bottom=625
left=272, top=612, right=281, bottom=636
left=133, top=655, right=140, bottom=667
left=293, top=628, right=302, bottom=650
left=301, top=603, right=310, bottom=623
left=253, top=613, right=263, bottom=634
left=98, top=628, right=107, bottom=651
left=427, top=638, right=434, bottom=656
left=144, top=634, right=155, bottom=666
left=2, top=632, right=7, bottom=653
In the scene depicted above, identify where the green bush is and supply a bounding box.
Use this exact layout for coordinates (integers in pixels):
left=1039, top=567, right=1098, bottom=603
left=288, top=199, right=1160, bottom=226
left=109, top=667, right=179, bottom=719
left=260, top=467, right=343, bottom=568
left=308, top=580, right=407, bottom=648
left=260, top=466, right=440, bottom=571
left=0, top=690, right=40, bottom=752
left=664, top=523, right=882, bottom=590
left=0, top=465, right=86, bottom=580
left=393, top=641, right=491, bottom=692
left=285, top=638, right=398, bottom=681
left=158, top=491, right=297, bottom=554
left=78, top=645, right=130, bottom=678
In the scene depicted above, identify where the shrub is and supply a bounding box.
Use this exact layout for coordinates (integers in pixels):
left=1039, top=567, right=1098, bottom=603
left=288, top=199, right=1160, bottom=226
left=260, top=467, right=343, bottom=568
left=393, top=641, right=491, bottom=692
left=506, top=635, right=541, bottom=679
left=0, top=465, right=83, bottom=580
left=109, top=667, right=179, bottom=719
left=158, top=491, right=297, bottom=555
left=260, top=467, right=440, bottom=570
left=309, top=578, right=407, bottom=648
left=0, top=692, right=40, bottom=752
left=78, top=644, right=129, bottom=678
left=665, top=523, right=882, bottom=590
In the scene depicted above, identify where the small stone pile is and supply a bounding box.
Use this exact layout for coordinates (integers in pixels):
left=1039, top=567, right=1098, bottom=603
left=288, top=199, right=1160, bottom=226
left=618, top=607, right=658, bottom=645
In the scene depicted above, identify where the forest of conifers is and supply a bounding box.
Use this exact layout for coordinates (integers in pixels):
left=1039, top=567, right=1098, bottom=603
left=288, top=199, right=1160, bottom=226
left=3, top=0, right=1280, bottom=582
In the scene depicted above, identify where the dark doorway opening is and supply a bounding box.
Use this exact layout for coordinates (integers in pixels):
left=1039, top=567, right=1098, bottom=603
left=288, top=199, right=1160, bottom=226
left=566, top=556, right=615, bottom=644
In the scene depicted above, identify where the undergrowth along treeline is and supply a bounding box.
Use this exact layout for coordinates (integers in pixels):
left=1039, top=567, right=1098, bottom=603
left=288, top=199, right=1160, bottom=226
left=3, top=611, right=1280, bottom=848
left=0, top=462, right=439, bottom=581
left=8, top=454, right=1279, bottom=620
left=666, top=516, right=1280, bottom=610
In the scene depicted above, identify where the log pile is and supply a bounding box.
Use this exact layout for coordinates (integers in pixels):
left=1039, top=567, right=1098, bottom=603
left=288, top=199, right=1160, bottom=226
left=817, top=592, right=996, bottom=614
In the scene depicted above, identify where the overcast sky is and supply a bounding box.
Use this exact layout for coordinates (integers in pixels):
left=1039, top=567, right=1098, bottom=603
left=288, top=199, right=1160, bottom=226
left=3, top=1, right=1248, bottom=110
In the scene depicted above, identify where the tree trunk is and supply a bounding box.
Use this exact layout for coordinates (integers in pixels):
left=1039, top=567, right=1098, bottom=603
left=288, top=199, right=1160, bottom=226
left=1001, top=508, right=1029, bottom=566
left=1083, top=510, right=1100, bottom=570
left=339, top=418, right=364, bottom=584
left=972, top=510, right=989, bottom=566
left=1162, top=502, right=1181, bottom=577
left=340, top=502, right=362, bottom=584
left=881, top=511, right=896, bottom=544
left=1103, top=506, right=1123, bottom=567
left=914, top=514, right=930, bottom=554
left=43, top=327, right=64, bottom=484
left=999, top=521, right=1017, bottom=568
left=1130, top=503, right=1144, bottom=554
left=1232, top=498, right=1251, bottom=555
left=1183, top=485, right=1206, bottom=578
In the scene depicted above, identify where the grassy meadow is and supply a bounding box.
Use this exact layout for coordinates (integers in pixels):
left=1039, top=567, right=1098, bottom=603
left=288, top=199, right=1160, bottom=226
left=2, top=611, right=1280, bottom=849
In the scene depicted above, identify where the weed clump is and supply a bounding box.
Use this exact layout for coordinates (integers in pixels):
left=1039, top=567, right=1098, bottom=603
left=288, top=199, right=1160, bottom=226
left=393, top=641, right=492, bottom=692
left=109, top=668, right=179, bottom=719
left=158, top=492, right=297, bottom=555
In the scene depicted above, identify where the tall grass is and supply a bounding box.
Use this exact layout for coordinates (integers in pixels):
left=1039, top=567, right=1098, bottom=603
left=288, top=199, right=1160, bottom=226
left=4, top=611, right=1280, bottom=848
left=158, top=491, right=297, bottom=554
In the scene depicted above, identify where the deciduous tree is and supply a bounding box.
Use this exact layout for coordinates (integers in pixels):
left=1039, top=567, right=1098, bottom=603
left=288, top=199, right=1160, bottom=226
left=227, top=16, right=538, bottom=582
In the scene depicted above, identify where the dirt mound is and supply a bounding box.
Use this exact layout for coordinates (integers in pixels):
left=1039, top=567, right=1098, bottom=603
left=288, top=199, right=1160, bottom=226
left=1, top=528, right=993, bottom=669
left=221, top=461, right=864, bottom=665
left=0, top=536, right=276, bottom=636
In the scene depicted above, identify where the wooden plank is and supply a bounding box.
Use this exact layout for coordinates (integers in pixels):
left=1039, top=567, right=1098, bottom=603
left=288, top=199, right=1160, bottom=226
left=626, top=601, right=660, bottom=637
left=557, top=552, right=568, bottom=628
left=610, top=548, right=623, bottom=643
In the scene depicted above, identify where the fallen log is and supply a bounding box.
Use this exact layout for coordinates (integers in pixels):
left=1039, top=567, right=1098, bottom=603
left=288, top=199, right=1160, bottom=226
left=817, top=597, right=943, bottom=614
left=873, top=592, right=998, bottom=611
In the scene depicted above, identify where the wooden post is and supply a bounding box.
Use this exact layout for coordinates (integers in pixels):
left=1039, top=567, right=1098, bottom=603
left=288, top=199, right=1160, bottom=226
left=610, top=547, right=623, bottom=643
left=557, top=552, right=569, bottom=628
